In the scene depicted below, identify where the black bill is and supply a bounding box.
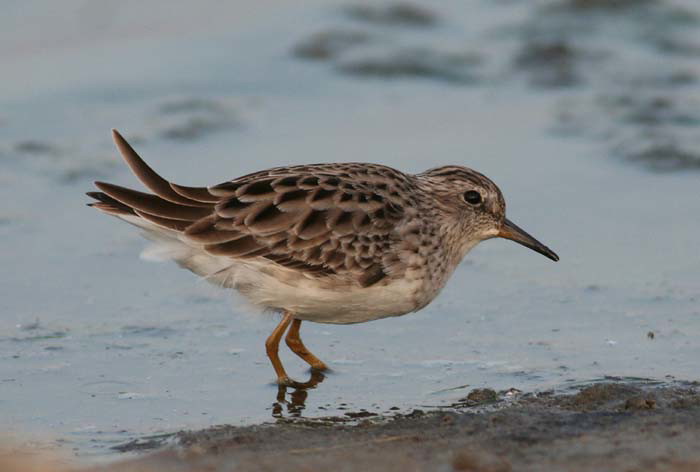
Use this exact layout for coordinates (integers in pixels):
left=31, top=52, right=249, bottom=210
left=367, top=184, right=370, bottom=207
left=498, top=218, right=559, bottom=262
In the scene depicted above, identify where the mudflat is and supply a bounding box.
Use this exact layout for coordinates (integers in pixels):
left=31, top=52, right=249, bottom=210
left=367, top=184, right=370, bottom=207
left=6, top=381, right=699, bottom=471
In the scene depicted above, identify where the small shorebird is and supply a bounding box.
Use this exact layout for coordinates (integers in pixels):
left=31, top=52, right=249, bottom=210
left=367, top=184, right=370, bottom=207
left=88, top=130, right=558, bottom=385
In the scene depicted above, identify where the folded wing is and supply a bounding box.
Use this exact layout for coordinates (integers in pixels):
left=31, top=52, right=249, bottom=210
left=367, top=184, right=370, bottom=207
left=88, top=130, right=407, bottom=287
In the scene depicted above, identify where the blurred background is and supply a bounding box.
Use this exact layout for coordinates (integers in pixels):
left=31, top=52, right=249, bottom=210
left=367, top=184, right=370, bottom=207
left=1, top=0, right=699, bottom=460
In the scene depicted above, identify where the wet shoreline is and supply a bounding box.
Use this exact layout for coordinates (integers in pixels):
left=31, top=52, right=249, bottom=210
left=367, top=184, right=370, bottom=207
left=4, top=380, right=699, bottom=471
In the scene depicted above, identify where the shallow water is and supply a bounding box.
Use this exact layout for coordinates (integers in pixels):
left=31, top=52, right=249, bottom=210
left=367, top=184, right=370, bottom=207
left=1, top=0, right=699, bottom=459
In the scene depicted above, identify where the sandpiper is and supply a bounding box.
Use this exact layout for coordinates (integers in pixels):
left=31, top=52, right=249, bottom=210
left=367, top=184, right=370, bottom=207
left=88, top=130, right=558, bottom=385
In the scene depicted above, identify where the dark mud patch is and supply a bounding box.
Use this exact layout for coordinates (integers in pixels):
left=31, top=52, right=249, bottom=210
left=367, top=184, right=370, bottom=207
left=9, top=332, right=68, bottom=343
left=337, top=48, right=481, bottom=84
left=6, top=138, right=119, bottom=183
left=510, top=0, right=700, bottom=172
left=292, top=4, right=482, bottom=85
left=101, top=381, right=700, bottom=471
left=7, top=323, right=69, bottom=343
left=111, top=433, right=175, bottom=453
left=546, top=0, right=698, bottom=22
left=292, top=0, right=700, bottom=170
left=155, top=97, right=239, bottom=141
left=604, top=95, right=700, bottom=127
left=343, top=3, right=437, bottom=28
left=599, top=94, right=700, bottom=171
left=293, top=30, right=372, bottom=61
left=445, top=387, right=522, bottom=409
left=622, top=143, right=700, bottom=172
left=14, top=140, right=62, bottom=156
left=552, top=0, right=658, bottom=12
left=557, top=383, right=642, bottom=411
left=513, top=40, right=583, bottom=88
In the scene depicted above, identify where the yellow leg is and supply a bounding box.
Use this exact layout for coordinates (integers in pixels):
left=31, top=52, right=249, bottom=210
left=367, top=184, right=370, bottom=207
left=285, top=318, right=328, bottom=371
left=265, top=312, right=293, bottom=384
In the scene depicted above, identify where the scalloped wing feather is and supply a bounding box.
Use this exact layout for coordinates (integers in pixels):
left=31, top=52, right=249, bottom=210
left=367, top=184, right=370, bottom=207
left=88, top=131, right=412, bottom=288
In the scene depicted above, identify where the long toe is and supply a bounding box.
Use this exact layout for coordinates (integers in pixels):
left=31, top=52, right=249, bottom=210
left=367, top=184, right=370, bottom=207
left=310, top=361, right=329, bottom=372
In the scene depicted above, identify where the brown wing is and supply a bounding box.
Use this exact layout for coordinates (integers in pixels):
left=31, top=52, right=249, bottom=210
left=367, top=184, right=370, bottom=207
left=88, top=130, right=408, bottom=287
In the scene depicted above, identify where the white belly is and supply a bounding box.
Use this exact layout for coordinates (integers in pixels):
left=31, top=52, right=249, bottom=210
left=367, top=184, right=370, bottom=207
left=230, top=260, right=423, bottom=324
left=138, top=234, right=423, bottom=324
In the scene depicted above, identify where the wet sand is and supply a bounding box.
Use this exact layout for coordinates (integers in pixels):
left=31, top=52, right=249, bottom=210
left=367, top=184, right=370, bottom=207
left=4, top=381, right=699, bottom=471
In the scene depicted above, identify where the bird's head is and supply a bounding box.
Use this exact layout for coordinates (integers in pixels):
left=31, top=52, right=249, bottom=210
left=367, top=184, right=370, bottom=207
left=419, top=166, right=559, bottom=262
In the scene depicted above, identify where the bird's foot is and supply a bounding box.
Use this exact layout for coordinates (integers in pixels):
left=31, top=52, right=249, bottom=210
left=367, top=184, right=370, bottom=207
left=276, top=370, right=326, bottom=389
left=310, top=361, right=329, bottom=372
left=276, top=375, right=295, bottom=387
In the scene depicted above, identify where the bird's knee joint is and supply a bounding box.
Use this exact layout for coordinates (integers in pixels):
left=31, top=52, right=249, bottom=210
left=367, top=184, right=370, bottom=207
left=265, top=339, right=279, bottom=354
left=285, top=336, right=302, bottom=350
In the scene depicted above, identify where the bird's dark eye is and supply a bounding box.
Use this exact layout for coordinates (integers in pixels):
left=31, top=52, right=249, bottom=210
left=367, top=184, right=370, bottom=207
left=463, top=190, right=482, bottom=205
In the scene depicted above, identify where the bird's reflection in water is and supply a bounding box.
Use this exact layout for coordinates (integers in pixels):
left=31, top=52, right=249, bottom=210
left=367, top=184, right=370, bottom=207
left=272, top=370, right=326, bottom=418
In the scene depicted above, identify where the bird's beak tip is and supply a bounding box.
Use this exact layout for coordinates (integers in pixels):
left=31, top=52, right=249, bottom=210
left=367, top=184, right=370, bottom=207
left=499, top=218, right=559, bottom=262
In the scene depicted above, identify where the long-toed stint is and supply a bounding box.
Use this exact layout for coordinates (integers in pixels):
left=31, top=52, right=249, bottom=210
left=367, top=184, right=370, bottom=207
left=88, top=130, right=559, bottom=385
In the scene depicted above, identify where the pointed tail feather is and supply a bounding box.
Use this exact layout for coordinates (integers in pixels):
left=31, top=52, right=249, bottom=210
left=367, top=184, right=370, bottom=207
left=93, top=181, right=211, bottom=221
left=86, top=130, right=241, bottom=285
left=87, top=129, right=220, bottom=230
left=86, top=191, right=136, bottom=216
left=110, top=129, right=214, bottom=207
